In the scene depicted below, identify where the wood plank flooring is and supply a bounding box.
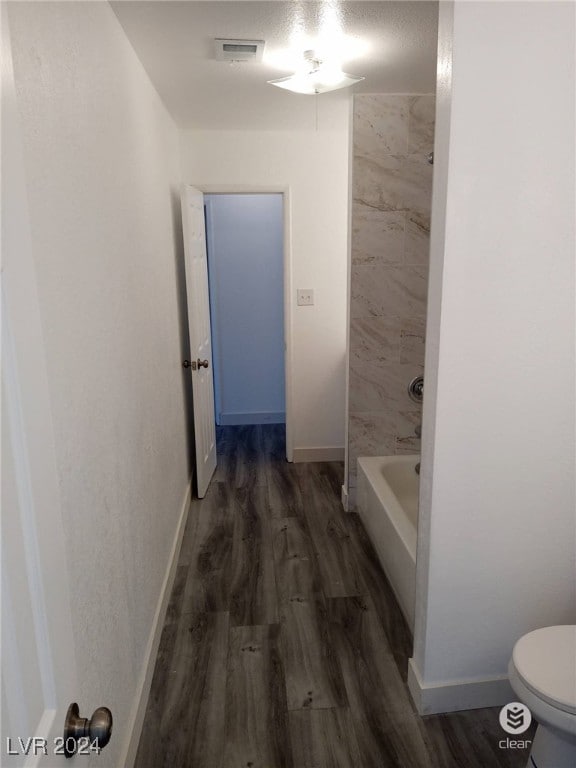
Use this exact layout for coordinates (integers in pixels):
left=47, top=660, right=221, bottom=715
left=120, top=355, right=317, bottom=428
left=136, top=424, right=534, bottom=768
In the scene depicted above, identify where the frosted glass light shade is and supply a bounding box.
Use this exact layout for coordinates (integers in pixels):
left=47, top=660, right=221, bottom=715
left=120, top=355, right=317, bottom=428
left=268, top=70, right=364, bottom=95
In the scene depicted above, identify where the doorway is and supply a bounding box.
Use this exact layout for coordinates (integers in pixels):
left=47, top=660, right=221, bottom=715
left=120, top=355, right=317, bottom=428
left=204, top=193, right=286, bottom=450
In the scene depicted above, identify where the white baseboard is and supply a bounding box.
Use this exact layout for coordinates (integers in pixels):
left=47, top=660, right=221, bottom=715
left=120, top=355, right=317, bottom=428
left=407, top=658, right=515, bottom=715
left=347, top=485, right=357, bottom=511
left=218, top=411, right=285, bottom=426
left=120, top=479, right=192, bottom=768
left=341, top=484, right=349, bottom=511
left=292, top=446, right=345, bottom=463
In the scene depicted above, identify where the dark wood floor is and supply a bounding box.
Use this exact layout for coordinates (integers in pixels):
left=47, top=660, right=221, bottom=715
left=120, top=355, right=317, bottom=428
left=136, top=424, right=533, bottom=767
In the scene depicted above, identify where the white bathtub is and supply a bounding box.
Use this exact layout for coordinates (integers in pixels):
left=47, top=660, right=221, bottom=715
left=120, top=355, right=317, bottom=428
left=356, top=455, right=419, bottom=633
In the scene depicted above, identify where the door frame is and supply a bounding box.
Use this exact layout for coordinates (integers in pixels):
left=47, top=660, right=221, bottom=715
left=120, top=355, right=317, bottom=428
left=202, top=196, right=223, bottom=426
left=196, top=185, right=293, bottom=462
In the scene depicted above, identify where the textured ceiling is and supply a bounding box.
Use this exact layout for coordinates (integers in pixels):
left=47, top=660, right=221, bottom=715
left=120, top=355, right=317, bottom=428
left=111, top=1, right=438, bottom=130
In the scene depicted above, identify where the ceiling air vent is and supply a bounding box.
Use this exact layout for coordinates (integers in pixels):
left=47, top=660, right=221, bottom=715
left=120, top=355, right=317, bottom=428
left=214, top=39, right=265, bottom=63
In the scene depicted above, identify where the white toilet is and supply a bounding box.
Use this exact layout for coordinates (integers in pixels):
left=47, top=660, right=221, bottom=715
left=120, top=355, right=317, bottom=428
left=508, top=625, right=576, bottom=768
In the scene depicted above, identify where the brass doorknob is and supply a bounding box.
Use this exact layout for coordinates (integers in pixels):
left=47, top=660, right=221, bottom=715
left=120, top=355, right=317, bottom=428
left=63, top=703, right=113, bottom=757
left=197, top=359, right=209, bottom=369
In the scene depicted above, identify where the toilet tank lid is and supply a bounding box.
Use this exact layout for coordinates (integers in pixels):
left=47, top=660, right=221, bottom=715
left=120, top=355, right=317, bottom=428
left=512, top=625, right=576, bottom=715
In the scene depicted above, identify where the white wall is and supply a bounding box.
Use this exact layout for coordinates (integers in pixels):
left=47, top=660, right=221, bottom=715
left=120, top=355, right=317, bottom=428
left=181, top=99, right=350, bottom=457
left=8, top=2, right=190, bottom=764
left=206, top=194, right=285, bottom=425
left=411, top=0, right=576, bottom=713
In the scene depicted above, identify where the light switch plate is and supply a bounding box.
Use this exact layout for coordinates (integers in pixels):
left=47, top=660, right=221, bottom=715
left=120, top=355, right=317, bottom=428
left=297, top=289, right=314, bottom=306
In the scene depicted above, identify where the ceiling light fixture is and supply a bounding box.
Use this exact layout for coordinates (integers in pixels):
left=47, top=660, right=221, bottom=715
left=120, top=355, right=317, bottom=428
left=267, top=50, right=364, bottom=95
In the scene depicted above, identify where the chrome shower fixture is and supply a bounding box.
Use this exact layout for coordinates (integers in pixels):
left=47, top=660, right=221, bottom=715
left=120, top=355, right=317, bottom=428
left=408, top=376, right=424, bottom=403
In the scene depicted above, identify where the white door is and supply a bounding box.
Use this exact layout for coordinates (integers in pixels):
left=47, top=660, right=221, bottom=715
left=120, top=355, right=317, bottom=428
left=181, top=186, right=217, bottom=498
left=1, top=6, right=77, bottom=766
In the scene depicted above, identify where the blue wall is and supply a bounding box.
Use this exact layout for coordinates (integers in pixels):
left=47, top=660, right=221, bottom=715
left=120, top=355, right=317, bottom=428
left=205, top=194, right=285, bottom=425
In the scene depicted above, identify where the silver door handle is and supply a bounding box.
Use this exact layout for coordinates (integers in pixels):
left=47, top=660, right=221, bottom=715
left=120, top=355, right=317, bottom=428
left=64, top=703, right=112, bottom=757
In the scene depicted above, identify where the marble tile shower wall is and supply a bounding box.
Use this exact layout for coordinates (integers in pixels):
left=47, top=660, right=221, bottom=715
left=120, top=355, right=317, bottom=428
left=348, top=94, right=435, bottom=496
